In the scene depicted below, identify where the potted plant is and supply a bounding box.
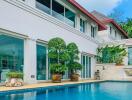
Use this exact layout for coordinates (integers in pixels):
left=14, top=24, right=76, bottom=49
left=5, top=71, right=23, bottom=87
left=48, top=37, right=69, bottom=83
left=67, top=43, right=82, bottom=81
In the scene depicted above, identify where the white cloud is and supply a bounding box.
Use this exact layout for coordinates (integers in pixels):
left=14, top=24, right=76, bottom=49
left=76, top=0, right=123, bottom=15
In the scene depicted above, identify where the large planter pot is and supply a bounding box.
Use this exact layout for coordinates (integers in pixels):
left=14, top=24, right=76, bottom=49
left=52, top=74, right=62, bottom=83
left=70, top=74, right=80, bottom=82
left=5, top=78, right=23, bottom=87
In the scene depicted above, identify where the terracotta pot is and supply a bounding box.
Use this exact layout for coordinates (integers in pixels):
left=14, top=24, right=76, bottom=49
left=52, top=74, right=62, bottom=83
left=70, top=74, right=80, bottom=81
left=116, top=64, right=124, bottom=66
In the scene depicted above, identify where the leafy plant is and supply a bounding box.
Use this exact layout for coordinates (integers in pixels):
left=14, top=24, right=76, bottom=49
left=50, top=64, right=67, bottom=75
left=68, top=62, right=82, bottom=74
left=67, top=43, right=82, bottom=74
left=48, top=37, right=69, bottom=75
left=120, top=18, right=132, bottom=38
left=97, top=45, right=127, bottom=65
left=6, top=71, right=23, bottom=79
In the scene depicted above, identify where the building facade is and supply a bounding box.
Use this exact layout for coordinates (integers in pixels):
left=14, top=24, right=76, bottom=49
left=0, top=0, right=107, bottom=84
left=91, top=11, right=128, bottom=42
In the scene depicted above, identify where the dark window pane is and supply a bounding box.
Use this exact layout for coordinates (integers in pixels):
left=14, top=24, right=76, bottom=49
left=52, top=0, right=64, bottom=21
left=65, top=8, right=75, bottom=27
left=80, top=18, right=85, bottom=32
left=0, top=34, right=24, bottom=81
left=36, top=0, right=51, bottom=14
left=128, top=47, right=132, bottom=65
left=37, top=44, right=47, bottom=80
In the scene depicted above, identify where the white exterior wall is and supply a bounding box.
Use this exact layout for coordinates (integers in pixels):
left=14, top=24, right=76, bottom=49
left=0, top=0, right=99, bottom=83
left=98, top=24, right=126, bottom=42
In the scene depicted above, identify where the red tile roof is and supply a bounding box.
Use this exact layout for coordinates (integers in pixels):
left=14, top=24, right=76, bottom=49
left=67, top=0, right=107, bottom=31
left=91, top=11, right=128, bottom=38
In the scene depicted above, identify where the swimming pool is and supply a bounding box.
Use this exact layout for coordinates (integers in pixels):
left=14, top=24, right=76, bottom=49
left=0, top=81, right=132, bottom=100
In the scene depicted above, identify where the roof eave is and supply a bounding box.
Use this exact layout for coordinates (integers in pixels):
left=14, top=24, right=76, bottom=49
left=67, top=0, right=107, bottom=31
left=103, top=19, right=128, bottom=38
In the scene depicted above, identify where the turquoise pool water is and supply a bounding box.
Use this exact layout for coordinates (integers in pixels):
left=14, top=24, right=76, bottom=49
left=0, top=81, right=132, bottom=100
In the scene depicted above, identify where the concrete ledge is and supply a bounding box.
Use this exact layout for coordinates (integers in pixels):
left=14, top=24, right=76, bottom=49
left=0, top=80, right=104, bottom=92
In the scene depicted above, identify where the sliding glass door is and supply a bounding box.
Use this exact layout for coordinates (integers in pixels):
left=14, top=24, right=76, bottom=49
left=128, top=47, right=132, bottom=65
left=81, top=55, right=91, bottom=79
left=37, top=44, right=47, bottom=80
left=0, top=34, right=24, bottom=82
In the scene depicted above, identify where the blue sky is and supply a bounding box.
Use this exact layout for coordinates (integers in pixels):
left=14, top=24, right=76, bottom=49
left=76, top=0, right=132, bottom=20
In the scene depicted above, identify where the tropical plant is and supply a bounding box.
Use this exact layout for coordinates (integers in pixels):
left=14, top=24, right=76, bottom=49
left=48, top=37, right=69, bottom=75
left=120, top=18, right=132, bottom=38
left=67, top=43, right=82, bottom=74
left=6, top=71, right=23, bottom=79
left=97, top=45, right=127, bottom=65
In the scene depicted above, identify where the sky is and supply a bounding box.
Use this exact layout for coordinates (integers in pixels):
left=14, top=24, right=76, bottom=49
left=76, top=0, right=132, bottom=20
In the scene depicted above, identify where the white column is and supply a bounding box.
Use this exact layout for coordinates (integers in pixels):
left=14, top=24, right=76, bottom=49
left=91, top=56, right=96, bottom=79
left=76, top=14, right=80, bottom=31
left=24, top=38, right=37, bottom=84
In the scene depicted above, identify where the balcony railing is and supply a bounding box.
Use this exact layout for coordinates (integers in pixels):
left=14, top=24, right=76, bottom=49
left=36, top=1, right=74, bottom=27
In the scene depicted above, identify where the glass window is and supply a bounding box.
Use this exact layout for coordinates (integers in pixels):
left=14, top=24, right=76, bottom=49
left=0, top=34, right=24, bottom=82
left=115, top=30, right=117, bottom=37
left=52, top=0, right=64, bottom=21
left=81, top=55, right=91, bottom=79
left=65, top=8, right=75, bottom=27
left=37, top=44, right=47, bottom=80
left=128, top=47, right=132, bottom=65
left=36, top=0, right=51, bottom=14
left=110, top=26, right=112, bottom=34
left=91, top=26, right=96, bottom=38
left=80, top=18, right=85, bottom=33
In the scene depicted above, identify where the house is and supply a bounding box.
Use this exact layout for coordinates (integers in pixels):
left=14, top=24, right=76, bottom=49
left=0, top=0, right=107, bottom=84
left=91, top=11, right=128, bottom=42
left=91, top=11, right=132, bottom=67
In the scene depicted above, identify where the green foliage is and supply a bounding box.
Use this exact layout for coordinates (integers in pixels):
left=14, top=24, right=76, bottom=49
left=48, top=37, right=69, bottom=63
left=120, top=18, right=132, bottom=38
left=68, top=62, right=82, bottom=73
left=97, top=45, right=127, bottom=65
left=67, top=43, right=82, bottom=74
left=6, top=71, right=23, bottom=79
left=48, top=37, right=69, bottom=74
left=50, top=63, right=67, bottom=75
left=67, top=43, right=79, bottom=62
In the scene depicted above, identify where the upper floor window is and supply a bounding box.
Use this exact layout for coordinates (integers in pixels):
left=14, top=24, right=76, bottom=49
left=80, top=18, right=86, bottom=33
left=110, top=26, right=112, bottom=34
left=121, top=36, right=124, bottom=39
left=36, top=0, right=75, bottom=27
left=36, top=0, right=51, bottom=14
left=52, top=0, right=64, bottom=21
left=115, top=30, right=117, bottom=38
left=65, top=8, right=75, bottom=27
left=91, top=26, right=96, bottom=38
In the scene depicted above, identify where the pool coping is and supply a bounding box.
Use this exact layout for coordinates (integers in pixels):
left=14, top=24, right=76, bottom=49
left=0, top=80, right=105, bottom=94
left=1, top=80, right=132, bottom=95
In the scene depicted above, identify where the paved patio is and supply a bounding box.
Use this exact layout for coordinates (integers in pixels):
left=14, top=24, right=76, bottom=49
left=0, top=80, right=104, bottom=92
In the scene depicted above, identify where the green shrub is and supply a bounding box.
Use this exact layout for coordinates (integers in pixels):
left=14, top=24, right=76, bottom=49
left=50, top=63, right=67, bottom=75
left=97, top=45, right=127, bottom=65
left=68, top=62, right=82, bottom=74
left=67, top=43, right=82, bottom=74
left=6, top=71, right=23, bottom=79
left=48, top=37, right=69, bottom=75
